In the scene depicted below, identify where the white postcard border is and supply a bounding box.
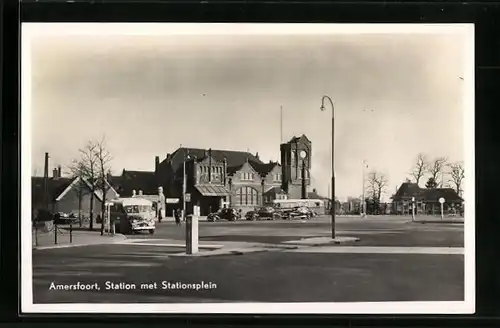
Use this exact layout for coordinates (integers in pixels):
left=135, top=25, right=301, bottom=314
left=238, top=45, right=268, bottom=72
left=21, top=23, right=475, bottom=314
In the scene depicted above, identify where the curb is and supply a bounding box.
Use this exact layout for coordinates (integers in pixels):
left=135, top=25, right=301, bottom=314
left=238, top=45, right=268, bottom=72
left=32, top=234, right=126, bottom=250
left=122, top=242, right=223, bottom=250
left=407, top=221, right=464, bottom=225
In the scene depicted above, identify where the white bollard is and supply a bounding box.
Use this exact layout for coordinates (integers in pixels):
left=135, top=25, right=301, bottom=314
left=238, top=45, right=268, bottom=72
left=186, top=214, right=199, bottom=254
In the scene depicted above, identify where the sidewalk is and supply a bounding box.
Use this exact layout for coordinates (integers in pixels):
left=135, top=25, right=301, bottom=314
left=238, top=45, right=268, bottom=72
left=411, top=217, right=464, bottom=224
left=32, top=229, right=126, bottom=250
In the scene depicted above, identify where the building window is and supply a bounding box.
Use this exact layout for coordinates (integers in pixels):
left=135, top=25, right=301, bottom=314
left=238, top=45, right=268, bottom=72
left=240, top=172, right=254, bottom=181
left=234, top=187, right=258, bottom=206
left=273, top=174, right=281, bottom=182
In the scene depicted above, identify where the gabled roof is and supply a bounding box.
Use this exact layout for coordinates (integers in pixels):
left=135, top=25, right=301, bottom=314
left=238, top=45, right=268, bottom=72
left=263, top=186, right=286, bottom=196
left=55, top=176, right=118, bottom=203
left=249, top=162, right=280, bottom=176
left=423, top=188, right=463, bottom=203
left=114, top=170, right=158, bottom=196
left=32, top=176, right=119, bottom=206
left=167, top=147, right=263, bottom=173
left=287, top=134, right=311, bottom=144
left=391, top=182, right=463, bottom=203
left=392, top=182, right=424, bottom=199
left=32, top=176, right=74, bottom=206
left=227, top=164, right=245, bottom=176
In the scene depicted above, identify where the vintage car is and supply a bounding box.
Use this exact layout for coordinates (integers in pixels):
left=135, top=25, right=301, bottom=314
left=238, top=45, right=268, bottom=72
left=53, top=212, right=79, bottom=225
left=255, top=206, right=277, bottom=220
left=110, top=198, right=156, bottom=234
left=245, top=210, right=259, bottom=221
left=207, top=207, right=239, bottom=222
left=280, top=206, right=312, bottom=220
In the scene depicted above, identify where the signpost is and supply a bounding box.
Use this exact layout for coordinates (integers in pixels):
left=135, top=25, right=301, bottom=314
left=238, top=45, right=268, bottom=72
left=186, top=205, right=200, bottom=255
left=439, top=197, right=445, bottom=220
left=411, top=197, right=415, bottom=222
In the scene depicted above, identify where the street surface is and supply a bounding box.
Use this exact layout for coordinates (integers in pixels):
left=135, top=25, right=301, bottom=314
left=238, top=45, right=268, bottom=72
left=32, top=215, right=465, bottom=303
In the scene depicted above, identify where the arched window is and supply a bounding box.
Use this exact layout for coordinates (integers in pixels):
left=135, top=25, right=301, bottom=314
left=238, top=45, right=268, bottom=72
left=234, top=187, right=259, bottom=205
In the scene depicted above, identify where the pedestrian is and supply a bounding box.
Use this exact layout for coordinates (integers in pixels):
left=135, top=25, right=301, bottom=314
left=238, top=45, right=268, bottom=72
left=174, top=208, right=181, bottom=226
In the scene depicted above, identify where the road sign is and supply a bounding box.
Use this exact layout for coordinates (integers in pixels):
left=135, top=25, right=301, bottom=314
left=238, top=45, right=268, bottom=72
left=166, top=198, right=179, bottom=204
left=185, top=193, right=191, bottom=202
left=439, top=197, right=445, bottom=204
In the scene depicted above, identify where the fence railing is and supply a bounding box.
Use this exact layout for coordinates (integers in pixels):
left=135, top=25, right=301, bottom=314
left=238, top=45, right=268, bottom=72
left=32, top=220, right=74, bottom=247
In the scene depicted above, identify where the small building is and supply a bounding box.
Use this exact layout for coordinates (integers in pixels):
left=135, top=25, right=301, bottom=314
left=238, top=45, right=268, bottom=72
left=32, top=168, right=119, bottom=219
left=391, top=182, right=463, bottom=215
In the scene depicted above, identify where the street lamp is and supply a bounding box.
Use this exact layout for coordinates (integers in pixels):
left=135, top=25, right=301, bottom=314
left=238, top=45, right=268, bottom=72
left=183, top=153, right=191, bottom=221
left=320, top=95, right=336, bottom=239
left=411, top=196, right=415, bottom=222
left=299, top=150, right=307, bottom=199
left=362, top=160, right=368, bottom=217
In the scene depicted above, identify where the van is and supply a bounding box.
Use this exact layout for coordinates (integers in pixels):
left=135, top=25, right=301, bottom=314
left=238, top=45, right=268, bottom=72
left=110, top=198, right=155, bottom=235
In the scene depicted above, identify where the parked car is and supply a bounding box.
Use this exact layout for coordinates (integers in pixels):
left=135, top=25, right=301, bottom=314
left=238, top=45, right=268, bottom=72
left=282, top=206, right=312, bottom=220
left=256, top=206, right=276, bottom=220
left=245, top=210, right=258, bottom=221
left=207, top=207, right=239, bottom=222
left=53, top=212, right=78, bottom=225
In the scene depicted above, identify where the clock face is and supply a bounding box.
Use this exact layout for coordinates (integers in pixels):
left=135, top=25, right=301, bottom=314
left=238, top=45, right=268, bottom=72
left=299, top=150, right=307, bottom=159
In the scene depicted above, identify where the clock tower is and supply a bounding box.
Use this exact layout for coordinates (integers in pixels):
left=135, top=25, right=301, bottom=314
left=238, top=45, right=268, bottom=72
left=280, top=134, right=312, bottom=199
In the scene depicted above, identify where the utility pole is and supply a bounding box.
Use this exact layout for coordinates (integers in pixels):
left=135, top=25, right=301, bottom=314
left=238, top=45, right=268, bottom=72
left=43, top=152, right=49, bottom=210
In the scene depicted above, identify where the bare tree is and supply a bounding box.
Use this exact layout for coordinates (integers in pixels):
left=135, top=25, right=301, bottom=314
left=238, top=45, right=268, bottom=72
left=367, top=171, right=389, bottom=205
left=410, top=154, right=428, bottom=186
left=95, top=136, right=113, bottom=236
left=69, top=141, right=99, bottom=231
left=428, top=157, right=448, bottom=186
left=449, top=162, right=465, bottom=197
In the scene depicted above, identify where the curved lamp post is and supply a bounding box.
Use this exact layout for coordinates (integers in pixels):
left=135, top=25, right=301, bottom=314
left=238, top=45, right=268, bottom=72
left=320, top=95, right=336, bottom=239
left=183, top=153, right=191, bottom=221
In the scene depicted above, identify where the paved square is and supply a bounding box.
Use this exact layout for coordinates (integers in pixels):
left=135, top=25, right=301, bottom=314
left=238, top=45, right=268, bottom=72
left=31, top=215, right=466, bottom=303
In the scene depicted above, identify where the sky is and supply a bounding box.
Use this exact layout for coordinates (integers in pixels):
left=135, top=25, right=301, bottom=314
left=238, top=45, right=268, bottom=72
left=26, top=24, right=471, bottom=201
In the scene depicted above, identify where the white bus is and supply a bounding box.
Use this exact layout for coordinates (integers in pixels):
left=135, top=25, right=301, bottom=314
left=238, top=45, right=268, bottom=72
left=272, top=199, right=326, bottom=214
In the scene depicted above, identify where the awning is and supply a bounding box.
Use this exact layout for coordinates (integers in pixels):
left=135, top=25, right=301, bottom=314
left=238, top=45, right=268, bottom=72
left=195, top=185, right=230, bottom=197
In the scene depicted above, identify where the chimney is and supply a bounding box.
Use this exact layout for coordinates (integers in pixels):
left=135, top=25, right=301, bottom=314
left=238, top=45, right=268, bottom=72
left=255, top=152, right=260, bottom=160
left=166, top=153, right=171, bottom=162
left=43, top=153, right=49, bottom=210
left=52, top=168, right=58, bottom=178
left=155, top=156, right=160, bottom=173
left=57, top=165, right=62, bottom=178
left=313, top=188, right=317, bottom=193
